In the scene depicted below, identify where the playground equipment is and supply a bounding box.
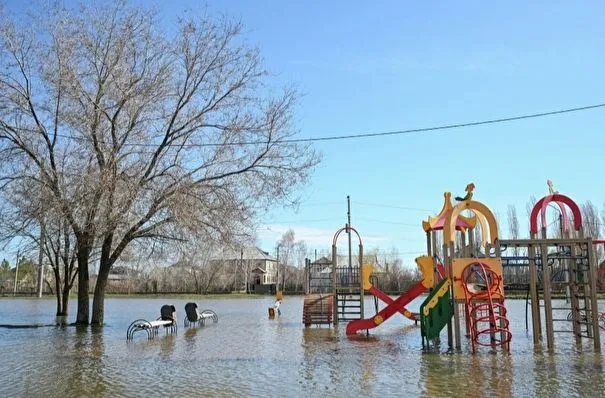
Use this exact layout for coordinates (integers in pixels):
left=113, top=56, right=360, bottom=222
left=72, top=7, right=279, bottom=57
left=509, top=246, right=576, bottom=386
left=302, top=182, right=603, bottom=354
left=302, top=257, right=334, bottom=326
left=420, top=188, right=511, bottom=352
left=420, top=277, right=452, bottom=346
left=499, top=181, right=601, bottom=352
left=346, top=257, right=446, bottom=335
left=302, top=294, right=334, bottom=326
left=301, top=224, right=364, bottom=327
left=127, top=304, right=178, bottom=340
left=332, top=225, right=364, bottom=324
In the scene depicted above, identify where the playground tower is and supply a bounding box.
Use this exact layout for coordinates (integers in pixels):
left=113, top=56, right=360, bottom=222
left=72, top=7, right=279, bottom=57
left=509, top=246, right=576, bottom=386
left=498, top=182, right=601, bottom=352
left=421, top=187, right=511, bottom=352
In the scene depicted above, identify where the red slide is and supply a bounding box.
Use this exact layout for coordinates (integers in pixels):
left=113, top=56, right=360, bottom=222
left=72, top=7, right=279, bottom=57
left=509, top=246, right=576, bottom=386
left=368, top=286, right=421, bottom=321
left=346, top=281, right=427, bottom=335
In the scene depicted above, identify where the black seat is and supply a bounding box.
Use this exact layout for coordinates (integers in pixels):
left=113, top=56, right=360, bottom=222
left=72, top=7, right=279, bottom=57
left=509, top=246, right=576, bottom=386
left=160, top=304, right=176, bottom=322
left=184, top=302, right=199, bottom=322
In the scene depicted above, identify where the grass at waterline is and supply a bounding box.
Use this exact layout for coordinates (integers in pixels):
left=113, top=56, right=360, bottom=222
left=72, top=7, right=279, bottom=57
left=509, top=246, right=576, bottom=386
left=5, top=291, right=605, bottom=300
left=0, top=292, right=282, bottom=301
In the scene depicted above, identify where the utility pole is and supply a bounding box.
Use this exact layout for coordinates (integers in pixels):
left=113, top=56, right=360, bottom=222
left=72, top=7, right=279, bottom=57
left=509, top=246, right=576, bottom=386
left=232, top=248, right=238, bottom=292
left=282, top=247, right=286, bottom=293
left=36, top=220, right=46, bottom=298
left=13, top=249, right=20, bottom=296
left=347, top=195, right=352, bottom=272
left=276, top=245, right=280, bottom=292
left=36, top=166, right=46, bottom=298
left=240, top=248, right=244, bottom=293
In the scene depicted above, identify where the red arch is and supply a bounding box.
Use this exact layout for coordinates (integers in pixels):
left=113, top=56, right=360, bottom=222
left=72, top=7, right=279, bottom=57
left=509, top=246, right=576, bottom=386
left=539, top=200, right=570, bottom=234
left=529, top=194, right=582, bottom=234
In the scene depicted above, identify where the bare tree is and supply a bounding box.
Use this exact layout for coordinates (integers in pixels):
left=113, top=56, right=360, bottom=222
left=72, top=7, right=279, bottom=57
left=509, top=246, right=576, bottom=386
left=44, top=217, right=78, bottom=316
left=582, top=201, right=602, bottom=261
left=505, top=204, right=522, bottom=283
left=0, top=1, right=319, bottom=324
left=581, top=201, right=601, bottom=238
left=294, top=240, right=307, bottom=292
left=507, top=205, right=519, bottom=239
left=0, top=174, right=78, bottom=315
left=525, top=195, right=537, bottom=222
left=278, top=229, right=296, bottom=291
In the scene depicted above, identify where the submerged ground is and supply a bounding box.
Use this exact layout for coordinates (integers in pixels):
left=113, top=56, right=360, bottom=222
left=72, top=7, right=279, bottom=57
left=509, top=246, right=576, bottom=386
left=1, top=296, right=604, bottom=397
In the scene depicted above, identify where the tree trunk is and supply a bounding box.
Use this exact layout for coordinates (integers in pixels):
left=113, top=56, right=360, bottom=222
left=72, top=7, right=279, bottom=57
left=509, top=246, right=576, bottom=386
left=53, top=267, right=62, bottom=316
left=61, top=282, right=70, bottom=316
left=91, top=234, right=114, bottom=325
left=91, top=272, right=108, bottom=325
left=76, top=246, right=90, bottom=325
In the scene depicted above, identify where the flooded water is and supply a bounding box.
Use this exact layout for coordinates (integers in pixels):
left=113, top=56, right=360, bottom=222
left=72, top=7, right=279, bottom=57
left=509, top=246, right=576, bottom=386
left=1, top=295, right=605, bottom=397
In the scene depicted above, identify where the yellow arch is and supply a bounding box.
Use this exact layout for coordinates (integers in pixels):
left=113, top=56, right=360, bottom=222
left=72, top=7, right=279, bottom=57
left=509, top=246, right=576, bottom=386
left=444, top=200, right=498, bottom=247
left=474, top=211, right=490, bottom=248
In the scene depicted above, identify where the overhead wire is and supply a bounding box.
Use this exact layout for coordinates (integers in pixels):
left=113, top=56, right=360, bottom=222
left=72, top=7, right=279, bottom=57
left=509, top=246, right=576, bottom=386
left=196, top=102, right=605, bottom=146
left=355, top=201, right=433, bottom=212
left=27, top=102, right=605, bottom=147
left=355, top=217, right=419, bottom=227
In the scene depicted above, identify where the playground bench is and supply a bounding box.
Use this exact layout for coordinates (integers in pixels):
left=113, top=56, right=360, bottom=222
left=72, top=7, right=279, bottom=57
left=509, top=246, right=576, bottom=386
left=126, top=304, right=178, bottom=340
left=126, top=319, right=177, bottom=340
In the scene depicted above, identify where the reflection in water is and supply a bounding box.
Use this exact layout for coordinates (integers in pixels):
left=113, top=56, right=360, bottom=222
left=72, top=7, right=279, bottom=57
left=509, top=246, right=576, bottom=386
left=420, top=352, right=514, bottom=398
left=2, top=297, right=605, bottom=397
left=486, top=354, right=513, bottom=398
left=566, top=352, right=605, bottom=397
left=63, top=325, right=109, bottom=397
left=300, top=327, right=336, bottom=389
left=357, top=339, right=379, bottom=394
left=420, top=352, right=450, bottom=397
left=184, top=326, right=200, bottom=349
left=533, top=352, right=559, bottom=397
left=159, top=333, right=177, bottom=358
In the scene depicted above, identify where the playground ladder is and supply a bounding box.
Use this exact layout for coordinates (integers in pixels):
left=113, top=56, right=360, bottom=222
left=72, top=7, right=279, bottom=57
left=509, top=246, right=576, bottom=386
left=334, top=266, right=363, bottom=322
left=335, top=287, right=362, bottom=322
left=537, top=257, right=597, bottom=340
left=463, top=263, right=511, bottom=353
left=302, top=294, right=334, bottom=327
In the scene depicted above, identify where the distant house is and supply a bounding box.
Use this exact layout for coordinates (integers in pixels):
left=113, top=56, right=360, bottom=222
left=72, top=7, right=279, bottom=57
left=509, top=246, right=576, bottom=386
left=307, top=256, right=332, bottom=293
left=212, top=246, right=277, bottom=294
left=91, top=265, right=143, bottom=294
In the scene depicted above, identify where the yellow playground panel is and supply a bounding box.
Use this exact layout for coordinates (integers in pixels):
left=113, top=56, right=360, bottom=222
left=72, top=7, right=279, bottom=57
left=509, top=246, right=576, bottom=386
left=415, top=255, right=434, bottom=289
left=362, top=257, right=434, bottom=291
left=451, top=257, right=503, bottom=300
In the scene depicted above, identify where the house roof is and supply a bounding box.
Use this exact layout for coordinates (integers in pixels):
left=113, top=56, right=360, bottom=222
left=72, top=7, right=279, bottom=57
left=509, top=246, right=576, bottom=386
left=213, top=246, right=277, bottom=261
left=311, top=256, right=331, bottom=265
left=107, top=274, right=132, bottom=281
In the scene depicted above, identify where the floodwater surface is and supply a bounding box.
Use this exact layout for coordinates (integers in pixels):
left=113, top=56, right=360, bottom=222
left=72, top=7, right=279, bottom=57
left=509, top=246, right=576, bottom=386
left=1, top=296, right=605, bottom=397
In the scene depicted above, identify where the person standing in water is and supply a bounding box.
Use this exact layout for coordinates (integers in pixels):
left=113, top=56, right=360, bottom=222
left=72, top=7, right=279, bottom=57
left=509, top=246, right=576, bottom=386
left=274, top=299, right=282, bottom=316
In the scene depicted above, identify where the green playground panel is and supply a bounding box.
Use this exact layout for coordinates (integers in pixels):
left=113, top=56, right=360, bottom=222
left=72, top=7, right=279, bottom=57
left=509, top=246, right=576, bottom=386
left=420, top=277, right=454, bottom=341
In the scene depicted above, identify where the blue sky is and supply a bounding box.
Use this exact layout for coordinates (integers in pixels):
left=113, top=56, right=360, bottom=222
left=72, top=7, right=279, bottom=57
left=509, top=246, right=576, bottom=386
left=4, top=1, right=605, bottom=267
left=187, top=1, right=605, bottom=265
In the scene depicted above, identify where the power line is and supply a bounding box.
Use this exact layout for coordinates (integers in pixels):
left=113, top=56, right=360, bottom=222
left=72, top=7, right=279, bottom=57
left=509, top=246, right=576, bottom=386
left=262, top=217, right=343, bottom=224
left=355, top=201, right=433, bottom=212
left=356, top=217, right=420, bottom=227
left=277, top=102, right=605, bottom=145
left=24, top=102, right=605, bottom=147
left=293, top=201, right=343, bottom=207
